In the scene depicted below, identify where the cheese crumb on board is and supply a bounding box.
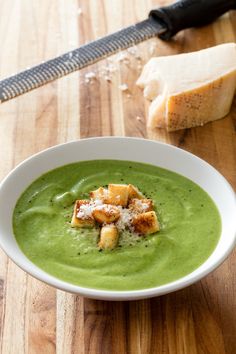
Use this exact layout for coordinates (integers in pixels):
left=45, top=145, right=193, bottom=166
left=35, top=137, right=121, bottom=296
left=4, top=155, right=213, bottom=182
left=85, top=71, right=96, bottom=83
left=137, top=43, right=236, bottom=131
left=119, top=83, right=128, bottom=91
left=116, top=52, right=130, bottom=64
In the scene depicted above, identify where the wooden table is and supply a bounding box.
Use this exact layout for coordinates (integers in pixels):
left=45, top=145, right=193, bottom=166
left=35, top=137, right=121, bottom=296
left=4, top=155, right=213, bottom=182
left=0, top=1, right=235, bottom=353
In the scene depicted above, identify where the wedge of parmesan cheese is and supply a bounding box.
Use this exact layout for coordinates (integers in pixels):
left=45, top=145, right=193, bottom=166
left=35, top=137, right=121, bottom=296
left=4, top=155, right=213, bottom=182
left=137, top=43, right=236, bottom=131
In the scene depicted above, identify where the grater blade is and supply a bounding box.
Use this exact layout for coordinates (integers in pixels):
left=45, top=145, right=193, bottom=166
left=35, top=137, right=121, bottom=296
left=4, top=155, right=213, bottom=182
left=0, top=18, right=163, bottom=103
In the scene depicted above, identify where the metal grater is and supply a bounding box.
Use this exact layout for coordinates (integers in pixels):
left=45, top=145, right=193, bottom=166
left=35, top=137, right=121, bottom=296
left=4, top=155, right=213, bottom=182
left=1, top=0, right=235, bottom=103
left=0, top=19, right=162, bottom=103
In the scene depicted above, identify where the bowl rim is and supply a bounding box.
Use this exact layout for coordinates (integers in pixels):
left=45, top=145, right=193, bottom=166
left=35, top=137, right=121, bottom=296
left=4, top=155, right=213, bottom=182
left=0, top=136, right=235, bottom=300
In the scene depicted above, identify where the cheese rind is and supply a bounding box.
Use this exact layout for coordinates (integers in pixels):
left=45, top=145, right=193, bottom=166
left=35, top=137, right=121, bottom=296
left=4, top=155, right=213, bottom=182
left=137, top=43, right=236, bottom=131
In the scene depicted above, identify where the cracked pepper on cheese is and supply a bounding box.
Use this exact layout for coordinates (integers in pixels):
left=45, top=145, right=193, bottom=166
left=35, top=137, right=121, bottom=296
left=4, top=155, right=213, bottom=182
left=137, top=43, right=236, bottom=131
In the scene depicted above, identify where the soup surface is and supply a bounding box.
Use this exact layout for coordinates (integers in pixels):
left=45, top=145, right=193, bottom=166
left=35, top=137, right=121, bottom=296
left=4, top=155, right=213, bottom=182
left=13, top=160, right=221, bottom=290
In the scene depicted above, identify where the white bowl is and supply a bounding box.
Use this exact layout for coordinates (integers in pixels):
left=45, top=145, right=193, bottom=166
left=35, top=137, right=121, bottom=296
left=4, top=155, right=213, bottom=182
left=0, top=137, right=235, bottom=300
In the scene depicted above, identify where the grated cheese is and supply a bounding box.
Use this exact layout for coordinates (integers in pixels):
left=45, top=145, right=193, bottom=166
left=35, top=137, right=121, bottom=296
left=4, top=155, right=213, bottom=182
left=119, top=83, right=128, bottom=91
left=76, top=198, right=135, bottom=231
left=116, top=206, right=133, bottom=232
left=85, top=72, right=96, bottom=82
left=77, top=199, right=102, bottom=219
left=116, top=52, right=130, bottom=64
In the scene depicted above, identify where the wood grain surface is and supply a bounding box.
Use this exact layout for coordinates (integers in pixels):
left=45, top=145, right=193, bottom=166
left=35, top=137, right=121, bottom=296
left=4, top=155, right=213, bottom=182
left=0, top=1, right=235, bottom=353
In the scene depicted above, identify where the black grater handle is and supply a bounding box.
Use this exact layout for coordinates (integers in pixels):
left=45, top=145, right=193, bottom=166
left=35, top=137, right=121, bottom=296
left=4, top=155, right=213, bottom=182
left=149, top=0, right=236, bottom=40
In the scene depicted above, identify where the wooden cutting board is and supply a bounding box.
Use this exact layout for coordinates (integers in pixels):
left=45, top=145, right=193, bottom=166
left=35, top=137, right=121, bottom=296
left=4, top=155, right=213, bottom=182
left=0, top=1, right=235, bottom=353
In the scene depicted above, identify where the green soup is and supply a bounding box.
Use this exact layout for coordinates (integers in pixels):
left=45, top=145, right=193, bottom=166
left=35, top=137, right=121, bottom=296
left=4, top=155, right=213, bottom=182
left=13, top=160, right=221, bottom=291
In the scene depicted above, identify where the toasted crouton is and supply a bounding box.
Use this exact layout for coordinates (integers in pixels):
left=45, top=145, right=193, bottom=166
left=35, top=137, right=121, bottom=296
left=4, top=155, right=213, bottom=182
left=98, top=225, right=119, bottom=250
left=90, top=187, right=108, bottom=202
left=128, top=184, right=144, bottom=199
left=129, top=198, right=153, bottom=214
left=71, top=200, right=95, bottom=228
left=132, top=211, right=160, bottom=235
left=106, top=184, right=129, bottom=207
left=92, top=204, right=120, bottom=224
